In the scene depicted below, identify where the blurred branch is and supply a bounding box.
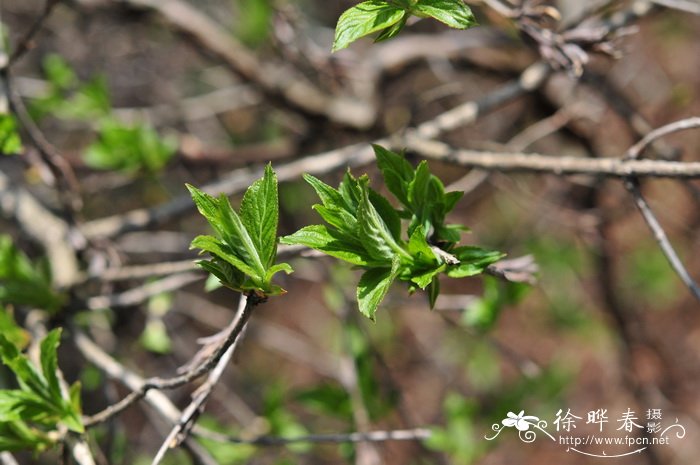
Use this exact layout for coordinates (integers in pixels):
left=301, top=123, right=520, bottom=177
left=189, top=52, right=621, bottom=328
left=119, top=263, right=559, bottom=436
left=77, top=0, right=375, bottom=129
left=75, top=325, right=431, bottom=447
left=625, top=179, right=700, bottom=303
left=81, top=61, right=550, bottom=240
left=0, top=170, right=81, bottom=287
left=650, top=0, right=700, bottom=14
left=401, top=134, right=700, bottom=178
left=195, top=428, right=432, bottom=445
left=86, top=271, right=203, bottom=309
left=4, top=0, right=61, bottom=68
left=82, top=293, right=261, bottom=426
left=625, top=116, right=700, bottom=160
left=152, top=296, right=249, bottom=465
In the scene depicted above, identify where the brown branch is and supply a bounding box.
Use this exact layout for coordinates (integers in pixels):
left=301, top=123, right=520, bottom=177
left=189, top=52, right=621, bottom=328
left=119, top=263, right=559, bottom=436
left=401, top=134, right=700, bottom=178
left=625, top=116, right=700, bottom=160
left=78, top=0, right=374, bottom=129
left=80, top=61, right=550, bottom=240
left=82, top=293, right=261, bottom=426
left=5, top=0, right=61, bottom=68
left=624, top=180, right=700, bottom=303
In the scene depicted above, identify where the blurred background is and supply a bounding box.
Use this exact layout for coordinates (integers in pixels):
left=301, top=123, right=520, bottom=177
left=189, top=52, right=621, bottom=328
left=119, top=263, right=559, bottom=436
left=1, top=0, right=700, bottom=464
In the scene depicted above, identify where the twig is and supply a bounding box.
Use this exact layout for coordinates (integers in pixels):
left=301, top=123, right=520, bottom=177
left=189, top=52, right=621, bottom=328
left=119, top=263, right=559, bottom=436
left=401, top=134, right=700, bottom=178
left=193, top=428, right=432, bottom=445
left=83, top=293, right=261, bottom=426
left=98, top=259, right=199, bottom=282
left=0, top=453, right=19, bottom=465
left=650, top=0, right=700, bottom=14
left=5, top=0, right=61, bottom=67
left=624, top=116, right=700, bottom=160
left=78, top=0, right=374, bottom=129
left=0, top=170, right=81, bottom=287
left=75, top=329, right=431, bottom=447
left=86, top=271, right=203, bottom=309
left=81, top=61, right=551, bottom=240
left=152, top=297, right=249, bottom=465
left=624, top=179, right=700, bottom=302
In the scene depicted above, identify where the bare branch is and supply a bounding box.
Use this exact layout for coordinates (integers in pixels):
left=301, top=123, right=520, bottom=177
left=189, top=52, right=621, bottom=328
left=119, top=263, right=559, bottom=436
left=625, top=116, right=700, bottom=160
left=4, top=0, right=61, bottom=68
left=624, top=179, right=700, bottom=303
left=82, top=293, right=261, bottom=426
left=650, top=0, right=700, bottom=14
left=193, top=428, right=432, bottom=445
left=152, top=297, right=249, bottom=464
left=86, top=272, right=203, bottom=309
left=401, top=134, right=700, bottom=178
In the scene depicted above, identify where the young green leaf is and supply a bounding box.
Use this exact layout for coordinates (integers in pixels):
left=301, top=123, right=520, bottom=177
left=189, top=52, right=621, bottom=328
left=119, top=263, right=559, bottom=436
left=412, top=0, right=477, bottom=29
left=190, top=235, right=260, bottom=282
left=333, top=1, right=406, bottom=52
left=357, top=257, right=401, bottom=320
left=357, top=180, right=409, bottom=262
left=373, top=144, right=414, bottom=206
left=0, top=114, right=23, bottom=155
left=39, top=329, right=62, bottom=405
left=447, top=246, right=505, bottom=278
left=281, top=225, right=375, bottom=267
left=240, top=164, right=278, bottom=268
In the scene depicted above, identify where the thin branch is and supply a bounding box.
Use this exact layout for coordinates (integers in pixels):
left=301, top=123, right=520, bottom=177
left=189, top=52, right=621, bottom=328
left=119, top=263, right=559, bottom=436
left=401, top=134, right=700, bottom=178
left=77, top=0, right=374, bottom=129
left=86, top=271, right=203, bottom=309
left=650, top=0, right=700, bottom=14
left=81, top=61, right=551, bottom=240
left=5, top=0, right=61, bottom=68
left=624, top=179, right=700, bottom=302
left=193, top=428, right=432, bottom=445
left=83, top=293, right=261, bottom=426
left=625, top=116, right=700, bottom=160
left=75, top=328, right=430, bottom=447
left=152, top=297, right=249, bottom=465
left=0, top=170, right=81, bottom=287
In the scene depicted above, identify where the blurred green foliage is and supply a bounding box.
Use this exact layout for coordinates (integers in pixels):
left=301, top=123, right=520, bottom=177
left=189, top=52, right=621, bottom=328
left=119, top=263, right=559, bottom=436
left=31, top=54, right=176, bottom=173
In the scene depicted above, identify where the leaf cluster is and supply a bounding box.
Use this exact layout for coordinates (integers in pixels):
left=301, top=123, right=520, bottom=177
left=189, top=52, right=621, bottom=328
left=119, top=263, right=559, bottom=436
left=0, top=235, right=64, bottom=313
left=282, top=145, right=504, bottom=319
left=0, top=314, right=83, bottom=452
left=333, top=0, right=477, bottom=51
left=187, top=164, right=292, bottom=297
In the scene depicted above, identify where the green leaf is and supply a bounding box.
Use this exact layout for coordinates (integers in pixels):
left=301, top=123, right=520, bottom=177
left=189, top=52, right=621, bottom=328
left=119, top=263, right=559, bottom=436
left=412, top=0, right=477, bottom=29
left=190, top=235, right=260, bottom=283
left=0, top=334, right=48, bottom=398
left=186, top=185, right=226, bottom=238
left=357, top=257, right=400, bottom=319
left=375, top=12, right=409, bottom=42
left=447, top=246, right=505, bottom=278
left=240, top=164, right=278, bottom=268
left=373, top=144, right=414, bottom=207
left=333, top=1, right=407, bottom=52
left=0, top=114, right=23, bottom=155
left=357, top=180, right=408, bottom=262
left=281, top=225, right=375, bottom=266
left=84, top=119, right=175, bottom=173
left=410, top=266, right=443, bottom=289
left=303, top=174, right=347, bottom=210
left=217, top=194, right=266, bottom=278
left=427, top=276, right=440, bottom=308
left=407, top=226, right=438, bottom=265
left=264, top=262, right=293, bottom=293
left=39, top=329, right=62, bottom=404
